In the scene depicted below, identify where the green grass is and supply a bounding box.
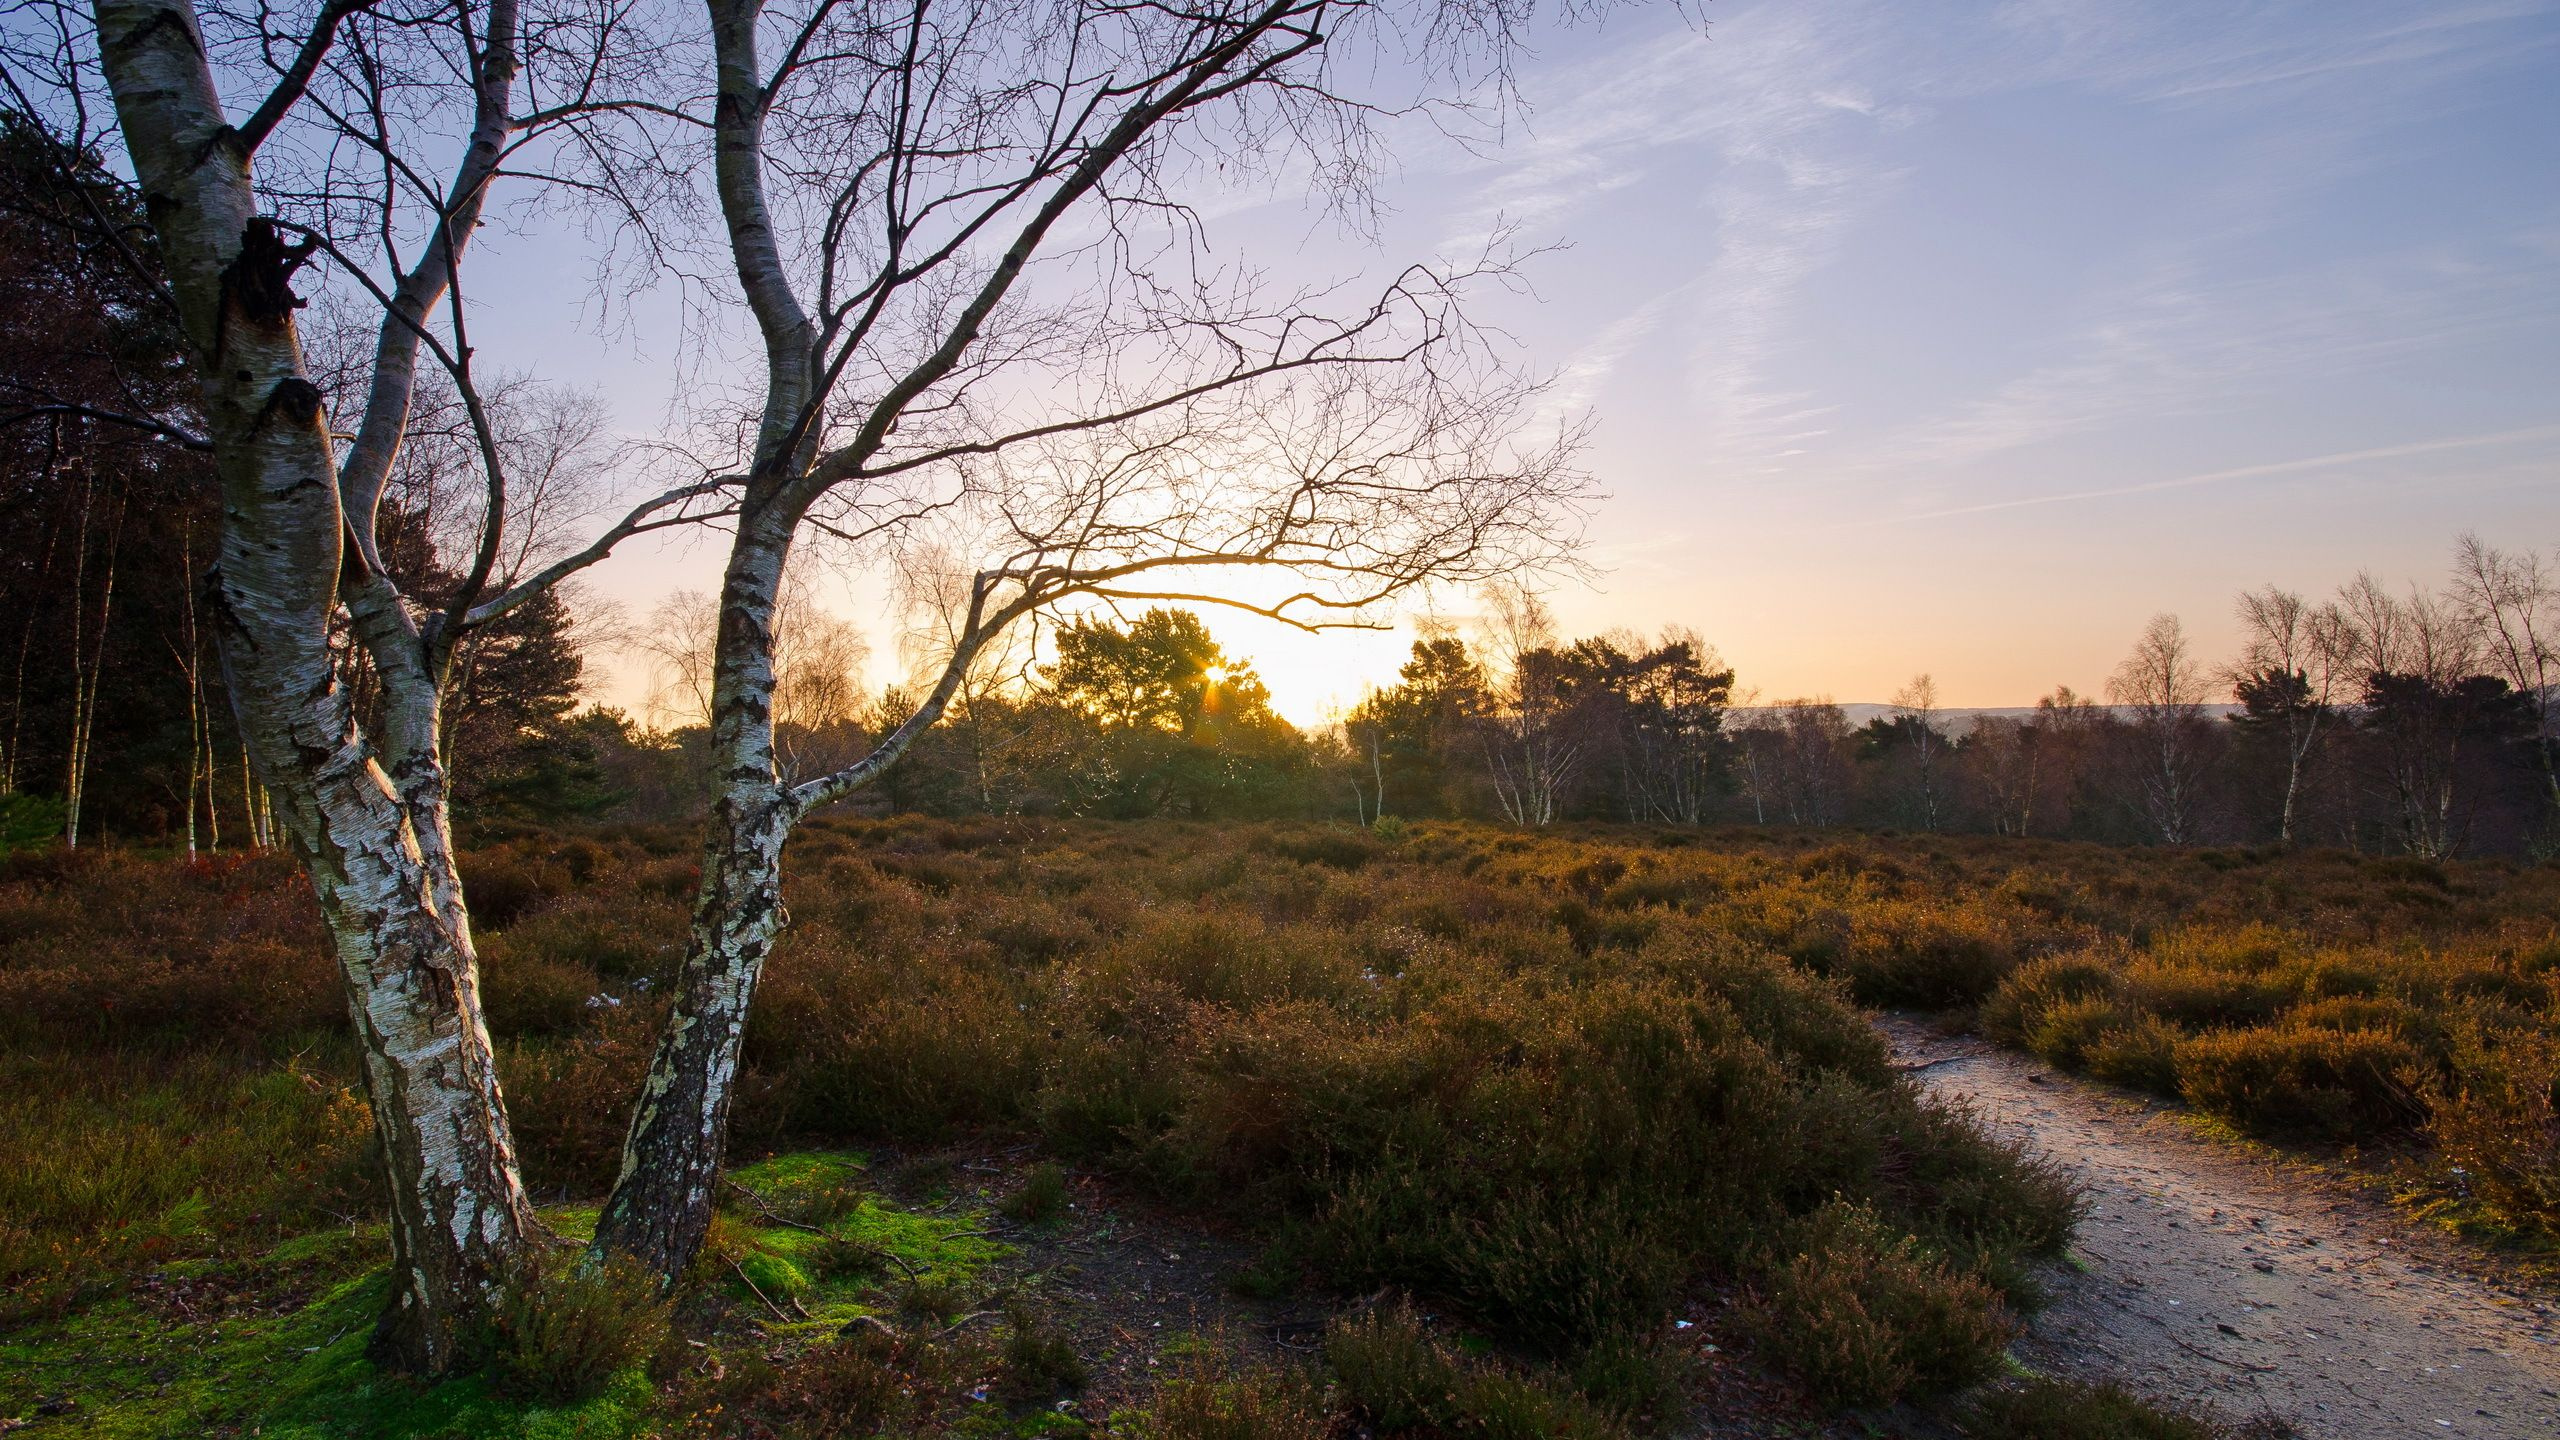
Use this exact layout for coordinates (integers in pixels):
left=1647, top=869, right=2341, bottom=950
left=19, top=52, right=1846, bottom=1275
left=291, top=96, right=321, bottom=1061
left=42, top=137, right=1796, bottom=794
left=0, top=1147, right=1022, bottom=1437
left=0, top=1234, right=649, bottom=1439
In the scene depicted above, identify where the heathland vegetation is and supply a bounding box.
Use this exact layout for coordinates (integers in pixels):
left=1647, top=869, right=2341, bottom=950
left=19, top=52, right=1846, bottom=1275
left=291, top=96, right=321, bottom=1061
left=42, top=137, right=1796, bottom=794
left=6, top=818, right=2554, bottom=1434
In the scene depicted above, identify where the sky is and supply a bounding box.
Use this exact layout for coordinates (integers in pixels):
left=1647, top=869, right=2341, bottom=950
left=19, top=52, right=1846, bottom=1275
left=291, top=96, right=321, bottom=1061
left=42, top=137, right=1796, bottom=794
left=503, top=0, right=2560, bottom=725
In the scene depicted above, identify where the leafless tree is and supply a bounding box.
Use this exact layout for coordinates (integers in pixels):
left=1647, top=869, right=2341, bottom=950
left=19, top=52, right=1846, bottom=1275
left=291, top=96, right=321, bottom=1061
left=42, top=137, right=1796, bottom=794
left=637, top=568, right=870, bottom=778
left=2452, top=533, right=2559, bottom=839
left=2228, top=585, right=2352, bottom=847
left=61, top=461, right=121, bottom=845
left=2335, top=573, right=2488, bottom=859
left=581, top=0, right=1599, bottom=1284
left=1890, top=672, right=1944, bottom=831
left=38, top=0, right=1620, bottom=1340
left=33, top=0, right=705, bottom=1368
left=1476, top=580, right=1580, bottom=827
left=1964, top=714, right=2037, bottom=837
left=1724, top=684, right=1776, bottom=825
left=1761, top=696, right=1847, bottom=827
left=2108, top=613, right=2213, bottom=845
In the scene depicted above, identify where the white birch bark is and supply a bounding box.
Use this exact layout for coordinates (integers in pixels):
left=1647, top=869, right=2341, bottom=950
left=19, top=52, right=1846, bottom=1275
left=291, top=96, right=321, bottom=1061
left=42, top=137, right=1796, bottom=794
left=90, top=0, right=533, bottom=1372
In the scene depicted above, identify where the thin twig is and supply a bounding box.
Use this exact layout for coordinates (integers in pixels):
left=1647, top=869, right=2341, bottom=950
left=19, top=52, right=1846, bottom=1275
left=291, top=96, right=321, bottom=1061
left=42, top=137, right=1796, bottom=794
left=728, top=1255, right=793, bottom=1325
left=2166, top=1331, right=2277, bottom=1374
left=721, top=1176, right=924, bottom=1283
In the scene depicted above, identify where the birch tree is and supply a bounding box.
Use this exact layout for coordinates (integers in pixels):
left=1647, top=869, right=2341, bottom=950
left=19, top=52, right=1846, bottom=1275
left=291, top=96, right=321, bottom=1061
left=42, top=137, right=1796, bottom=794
left=1476, top=580, right=1581, bottom=827
left=2228, top=584, right=2350, bottom=847
left=2452, top=533, right=2560, bottom=839
left=2336, top=573, right=2505, bottom=859
left=24, top=0, right=703, bottom=1369
left=585, top=0, right=1593, bottom=1281
left=2109, top=613, right=2213, bottom=845
left=1889, top=672, right=1944, bottom=831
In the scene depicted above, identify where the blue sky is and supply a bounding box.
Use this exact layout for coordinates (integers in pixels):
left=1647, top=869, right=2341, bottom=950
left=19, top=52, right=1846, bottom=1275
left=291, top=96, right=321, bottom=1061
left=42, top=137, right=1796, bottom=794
left=547, top=0, right=2560, bottom=720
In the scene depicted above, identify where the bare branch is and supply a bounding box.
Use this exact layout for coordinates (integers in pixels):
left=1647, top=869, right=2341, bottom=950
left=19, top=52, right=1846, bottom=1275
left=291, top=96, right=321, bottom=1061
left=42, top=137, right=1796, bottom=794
left=463, top=476, right=745, bottom=630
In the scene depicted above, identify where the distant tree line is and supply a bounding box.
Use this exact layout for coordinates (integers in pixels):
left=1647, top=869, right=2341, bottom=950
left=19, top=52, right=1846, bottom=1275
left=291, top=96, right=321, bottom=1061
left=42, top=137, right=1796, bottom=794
left=570, top=541, right=2557, bottom=859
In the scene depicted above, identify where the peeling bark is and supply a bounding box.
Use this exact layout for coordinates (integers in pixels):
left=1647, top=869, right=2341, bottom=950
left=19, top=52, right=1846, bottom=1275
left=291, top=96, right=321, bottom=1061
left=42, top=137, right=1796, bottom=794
left=91, top=0, right=532, bottom=1372
left=592, top=514, right=797, bottom=1276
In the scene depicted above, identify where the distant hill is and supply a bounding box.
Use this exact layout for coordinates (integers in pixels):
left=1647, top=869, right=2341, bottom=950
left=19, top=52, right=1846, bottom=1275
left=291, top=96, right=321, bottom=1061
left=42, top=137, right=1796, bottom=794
left=1733, top=703, right=2244, bottom=736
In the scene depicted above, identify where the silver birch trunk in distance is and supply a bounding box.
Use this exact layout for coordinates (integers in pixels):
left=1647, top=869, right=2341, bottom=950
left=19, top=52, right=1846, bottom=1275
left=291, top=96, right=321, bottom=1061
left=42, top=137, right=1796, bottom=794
left=89, top=0, right=535, bottom=1372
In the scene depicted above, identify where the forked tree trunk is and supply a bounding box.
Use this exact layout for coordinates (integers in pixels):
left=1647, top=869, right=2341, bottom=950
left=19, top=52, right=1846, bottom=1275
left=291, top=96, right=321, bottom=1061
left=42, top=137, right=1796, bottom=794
left=93, top=0, right=533, bottom=1371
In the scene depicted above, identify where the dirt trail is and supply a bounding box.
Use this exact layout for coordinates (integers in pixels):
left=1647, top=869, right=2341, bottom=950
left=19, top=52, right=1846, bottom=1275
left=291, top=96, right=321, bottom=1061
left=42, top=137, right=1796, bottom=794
left=1881, top=1017, right=2560, bottom=1438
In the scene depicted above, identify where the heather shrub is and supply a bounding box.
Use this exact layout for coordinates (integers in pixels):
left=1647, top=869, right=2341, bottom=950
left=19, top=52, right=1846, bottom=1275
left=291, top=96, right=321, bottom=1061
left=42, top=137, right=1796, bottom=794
left=2083, top=1016, right=2183, bottom=1094
left=2428, top=1023, right=2560, bottom=1237
left=757, top=1316, right=992, bottom=1437
left=17, top=816, right=2555, bottom=1408
left=1981, top=949, right=2127, bottom=1049
left=752, top=936, right=1041, bottom=1141
left=501, top=1015, right=656, bottom=1194
left=478, top=950, right=599, bottom=1038
left=1836, top=897, right=2022, bottom=1008
left=1138, top=1339, right=1330, bottom=1440
left=1326, top=1305, right=1621, bottom=1439
left=1255, top=824, right=1384, bottom=871
left=2025, top=996, right=2147, bottom=1073
left=1000, top=1161, right=1070, bottom=1223
left=997, top=1301, right=1089, bottom=1400
left=488, top=1252, right=671, bottom=1403
left=2123, top=958, right=2291, bottom=1030
left=1738, top=1200, right=2016, bottom=1407
left=2176, top=1024, right=2427, bottom=1139
left=456, top=845, right=576, bottom=930
left=1963, top=1376, right=2233, bottom=1439
left=0, top=1052, right=373, bottom=1316
left=486, top=892, right=685, bottom=981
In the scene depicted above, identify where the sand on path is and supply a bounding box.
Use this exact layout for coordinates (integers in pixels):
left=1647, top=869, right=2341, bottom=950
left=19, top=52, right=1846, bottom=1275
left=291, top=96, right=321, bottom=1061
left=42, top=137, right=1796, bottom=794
left=1882, top=1017, right=2560, bottom=1439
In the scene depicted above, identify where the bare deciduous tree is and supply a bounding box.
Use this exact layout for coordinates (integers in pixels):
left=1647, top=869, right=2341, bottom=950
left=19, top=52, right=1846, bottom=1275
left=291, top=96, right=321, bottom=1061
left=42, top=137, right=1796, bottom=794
left=1755, top=696, right=1848, bottom=827
left=581, top=0, right=1597, bottom=1283
left=2336, top=573, right=2489, bottom=859
left=39, top=0, right=1616, bottom=1348
left=2452, top=533, right=2559, bottom=839
left=1890, top=672, right=1944, bottom=831
left=42, top=0, right=705, bottom=1368
left=2228, top=585, right=2351, bottom=847
left=1964, top=714, right=2037, bottom=837
left=1477, top=580, right=1580, bottom=827
left=2109, top=613, right=2212, bottom=845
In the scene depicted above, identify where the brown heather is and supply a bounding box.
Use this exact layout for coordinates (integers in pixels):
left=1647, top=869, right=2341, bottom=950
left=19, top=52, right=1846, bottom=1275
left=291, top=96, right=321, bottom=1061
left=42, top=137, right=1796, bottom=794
left=3, top=817, right=2551, bottom=1416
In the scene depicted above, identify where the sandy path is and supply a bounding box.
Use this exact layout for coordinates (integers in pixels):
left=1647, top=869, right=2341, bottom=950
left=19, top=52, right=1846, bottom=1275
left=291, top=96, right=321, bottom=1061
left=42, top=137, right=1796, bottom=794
left=1880, top=1018, right=2560, bottom=1439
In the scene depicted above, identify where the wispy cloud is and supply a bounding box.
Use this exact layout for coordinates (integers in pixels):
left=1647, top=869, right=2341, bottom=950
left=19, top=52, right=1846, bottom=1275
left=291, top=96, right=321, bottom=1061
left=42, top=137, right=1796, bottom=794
left=1884, top=426, right=2560, bottom=523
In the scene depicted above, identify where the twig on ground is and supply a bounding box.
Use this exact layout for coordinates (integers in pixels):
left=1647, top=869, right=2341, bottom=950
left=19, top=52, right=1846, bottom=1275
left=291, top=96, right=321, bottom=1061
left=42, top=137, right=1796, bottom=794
left=721, top=1175, right=925, bottom=1283
left=2166, top=1331, right=2278, bottom=1373
left=728, top=1256, right=794, bottom=1325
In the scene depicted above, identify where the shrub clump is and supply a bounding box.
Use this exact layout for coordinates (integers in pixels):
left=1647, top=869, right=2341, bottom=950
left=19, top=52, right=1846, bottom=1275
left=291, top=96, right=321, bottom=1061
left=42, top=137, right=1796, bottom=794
left=1962, top=1375, right=2251, bottom=1439
left=1325, top=1305, right=1623, bottom=1439
left=1000, top=1162, right=1072, bottom=1224
left=487, top=1253, right=672, bottom=1404
left=2174, top=1024, right=2426, bottom=1139
left=1737, top=1200, right=2017, bottom=1407
left=1138, top=1344, right=1330, bottom=1440
left=2427, top=1023, right=2560, bottom=1238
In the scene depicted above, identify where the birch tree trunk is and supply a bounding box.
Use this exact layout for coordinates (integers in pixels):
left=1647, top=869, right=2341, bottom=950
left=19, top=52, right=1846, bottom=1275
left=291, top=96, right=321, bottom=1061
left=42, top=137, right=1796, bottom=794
left=592, top=509, right=799, bottom=1276
left=91, top=0, right=533, bottom=1372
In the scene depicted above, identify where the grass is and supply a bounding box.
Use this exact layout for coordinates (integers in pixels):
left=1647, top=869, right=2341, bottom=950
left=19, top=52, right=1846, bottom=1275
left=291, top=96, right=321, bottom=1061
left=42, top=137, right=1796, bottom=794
left=8, top=819, right=2506, bottom=1431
